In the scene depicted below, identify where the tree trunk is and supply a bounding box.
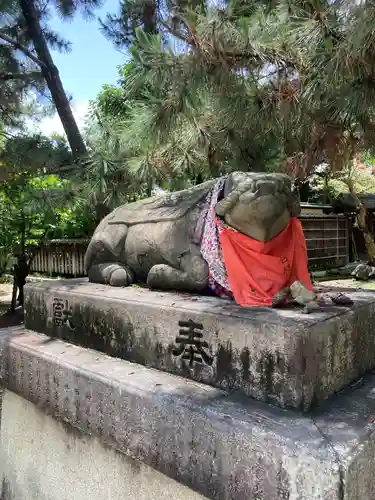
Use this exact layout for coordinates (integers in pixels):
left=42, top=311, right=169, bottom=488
left=146, top=175, right=153, bottom=197
left=207, top=143, right=218, bottom=175
left=346, top=179, right=375, bottom=262
left=10, top=278, right=18, bottom=313
left=12, top=253, right=31, bottom=310
left=19, top=0, right=87, bottom=160
left=94, top=202, right=111, bottom=225
left=20, top=214, right=25, bottom=254
left=142, top=0, right=157, bottom=34
left=18, top=215, right=26, bottom=303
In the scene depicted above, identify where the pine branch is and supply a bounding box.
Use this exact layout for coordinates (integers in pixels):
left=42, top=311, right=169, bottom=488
left=0, top=71, right=42, bottom=81
left=0, top=31, right=46, bottom=68
left=159, top=19, right=297, bottom=70
left=159, top=20, right=196, bottom=48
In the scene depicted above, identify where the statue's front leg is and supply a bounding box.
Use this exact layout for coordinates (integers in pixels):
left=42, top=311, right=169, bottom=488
left=87, top=262, right=134, bottom=287
left=147, top=246, right=208, bottom=293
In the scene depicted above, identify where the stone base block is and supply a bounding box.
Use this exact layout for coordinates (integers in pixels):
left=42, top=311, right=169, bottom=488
left=1, top=327, right=375, bottom=500
left=0, top=390, right=206, bottom=500
left=24, top=278, right=375, bottom=411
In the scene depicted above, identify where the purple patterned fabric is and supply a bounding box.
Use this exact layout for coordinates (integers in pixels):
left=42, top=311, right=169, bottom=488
left=199, top=178, right=232, bottom=297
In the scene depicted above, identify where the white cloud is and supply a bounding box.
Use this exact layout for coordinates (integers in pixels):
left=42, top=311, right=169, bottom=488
left=27, top=100, right=90, bottom=138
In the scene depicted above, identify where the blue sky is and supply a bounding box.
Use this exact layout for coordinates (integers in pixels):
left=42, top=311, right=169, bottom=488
left=36, top=0, right=127, bottom=135
left=49, top=0, right=126, bottom=102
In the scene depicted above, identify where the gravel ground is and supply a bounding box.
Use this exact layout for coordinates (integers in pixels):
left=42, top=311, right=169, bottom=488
left=0, top=283, right=13, bottom=309
left=0, top=283, right=23, bottom=328
left=319, top=278, right=375, bottom=290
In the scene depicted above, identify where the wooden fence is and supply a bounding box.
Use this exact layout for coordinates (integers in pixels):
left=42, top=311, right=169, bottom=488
left=30, top=239, right=89, bottom=277
left=300, top=215, right=350, bottom=270
left=29, top=215, right=351, bottom=277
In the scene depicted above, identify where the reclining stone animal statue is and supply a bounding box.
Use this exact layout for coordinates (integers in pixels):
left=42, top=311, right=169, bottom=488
left=84, top=172, right=316, bottom=308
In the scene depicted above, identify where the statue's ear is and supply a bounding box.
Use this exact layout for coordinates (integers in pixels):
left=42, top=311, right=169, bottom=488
left=223, top=173, right=235, bottom=198
left=288, top=193, right=301, bottom=217
left=215, top=173, right=236, bottom=217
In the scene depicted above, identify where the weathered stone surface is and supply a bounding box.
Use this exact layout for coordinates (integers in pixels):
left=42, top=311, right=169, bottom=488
left=1, top=326, right=375, bottom=500
left=24, top=278, right=375, bottom=411
left=0, top=390, right=207, bottom=500
left=84, top=172, right=299, bottom=292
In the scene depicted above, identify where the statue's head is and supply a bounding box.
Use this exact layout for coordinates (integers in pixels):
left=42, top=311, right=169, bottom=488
left=215, top=172, right=300, bottom=242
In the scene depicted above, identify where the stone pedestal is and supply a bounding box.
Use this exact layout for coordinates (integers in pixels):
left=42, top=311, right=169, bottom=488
left=1, top=326, right=375, bottom=500
left=24, top=279, right=375, bottom=411
left=12, top=278, right=375, bottom=498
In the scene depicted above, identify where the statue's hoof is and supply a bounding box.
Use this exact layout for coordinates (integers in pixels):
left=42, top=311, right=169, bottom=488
left=146, top=264, right=166, bottom=289
left=109, top=267, right=132, bottom=287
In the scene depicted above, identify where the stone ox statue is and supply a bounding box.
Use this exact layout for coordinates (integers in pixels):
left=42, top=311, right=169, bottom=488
left=84, top=172, right=315, bottom=307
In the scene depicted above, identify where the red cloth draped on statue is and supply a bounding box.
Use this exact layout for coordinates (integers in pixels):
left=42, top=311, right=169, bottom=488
left=217, top=217, right=312, bottom=307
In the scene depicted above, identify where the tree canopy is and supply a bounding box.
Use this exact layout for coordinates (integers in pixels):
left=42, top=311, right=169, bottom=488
left=3, top=0, right=375, bottom=271
left=0, top=0, right=105, bottom=158
left=94, top=0, right=375, bottom=188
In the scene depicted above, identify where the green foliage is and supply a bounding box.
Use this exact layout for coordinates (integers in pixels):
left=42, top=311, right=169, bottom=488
left=96, top=85, right=130, bottom=118
left=0, top=132, right=93, bottom=272
left=49, top=0, right=104, bottom=19
left=51, top=203, right=96, bottom=239
left=100, top=0, right=158, bottom=49
left=0, top=0, right=104, bottom=158
left=329, top=164, right=375, bottom=198
left=92, top=10, right=292, bottom=186
left=93, top=0, right=375, bottom=192
left=6, top=0, right=375, bottom=262
left=0, top=0, right=45, bottom=125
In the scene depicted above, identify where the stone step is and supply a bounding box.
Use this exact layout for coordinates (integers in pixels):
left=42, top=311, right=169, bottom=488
left=24, top=278, right=375, bottom=411
left=1, top=326, right=375, bottom=500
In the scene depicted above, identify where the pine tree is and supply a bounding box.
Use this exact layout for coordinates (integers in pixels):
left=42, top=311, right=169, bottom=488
left=96, top=0, right=375, bottom=264
left=0, top=0, right=103, bottom=159
left=0, top=0, right=44, bottom=125
left=106, top=1, right=297, bottom=180
left=100, top=0, right=158, bottom=48
left=112, top=1, right=375, bottom=176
